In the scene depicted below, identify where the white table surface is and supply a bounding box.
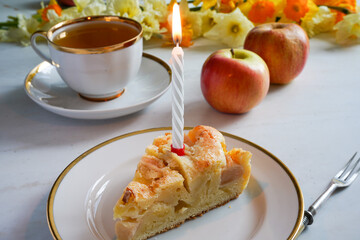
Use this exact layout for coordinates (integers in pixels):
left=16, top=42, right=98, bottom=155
left=1, top=1, right=360, bottom=239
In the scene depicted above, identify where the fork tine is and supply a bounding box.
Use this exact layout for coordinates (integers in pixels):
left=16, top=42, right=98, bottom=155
left=347, top=167, right=360, bottom=184
left=336, top=152, right=357, bottom=178
left=345, top=156, right=360, bottom=181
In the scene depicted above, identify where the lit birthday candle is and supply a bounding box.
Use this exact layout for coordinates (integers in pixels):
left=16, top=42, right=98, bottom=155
left=170, top=3, right=185, bottom=156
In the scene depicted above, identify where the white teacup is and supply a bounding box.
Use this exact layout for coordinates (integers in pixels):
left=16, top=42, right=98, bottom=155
left=31, top=16, right=143, bottom=101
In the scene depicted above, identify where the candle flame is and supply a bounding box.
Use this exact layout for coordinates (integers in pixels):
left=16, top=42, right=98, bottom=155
left=172, top=3, right=182, bottom=45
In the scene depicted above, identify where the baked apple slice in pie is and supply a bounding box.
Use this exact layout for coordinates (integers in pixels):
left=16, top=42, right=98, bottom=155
left=113, top=125, right=251, bottom=240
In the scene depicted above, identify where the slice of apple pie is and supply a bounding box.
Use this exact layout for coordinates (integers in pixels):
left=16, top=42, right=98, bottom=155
left=113, top=125, right=251, bottom=240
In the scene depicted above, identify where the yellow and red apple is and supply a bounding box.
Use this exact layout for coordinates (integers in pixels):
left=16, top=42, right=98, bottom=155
left=244, top=23, right=309, bottom=84
left=201, top=49, right=270, bottom=114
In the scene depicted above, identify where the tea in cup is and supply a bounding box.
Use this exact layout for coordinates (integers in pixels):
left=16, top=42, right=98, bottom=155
left=31, top=16, right=143, bottom=101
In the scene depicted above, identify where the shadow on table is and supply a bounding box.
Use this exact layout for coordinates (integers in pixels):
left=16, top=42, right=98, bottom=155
left=184, top=99, right=248, bottom=129
left=25, top=193, right=53, bottom=240
left=268, top=83, right=288, bottom=95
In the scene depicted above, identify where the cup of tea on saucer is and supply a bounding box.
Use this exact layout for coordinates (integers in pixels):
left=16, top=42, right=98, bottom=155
left=30, top=15, right=143, bottom=101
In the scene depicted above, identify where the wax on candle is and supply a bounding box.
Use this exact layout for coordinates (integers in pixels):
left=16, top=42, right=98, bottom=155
left=171, top=45, right=184, bottom=150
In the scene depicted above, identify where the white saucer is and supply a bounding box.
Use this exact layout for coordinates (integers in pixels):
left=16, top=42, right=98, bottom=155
left=24, top=53, right=171, bottom=119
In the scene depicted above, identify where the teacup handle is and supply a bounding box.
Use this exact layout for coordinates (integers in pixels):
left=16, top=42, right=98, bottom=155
left=30, top=31, right=52, bottom=64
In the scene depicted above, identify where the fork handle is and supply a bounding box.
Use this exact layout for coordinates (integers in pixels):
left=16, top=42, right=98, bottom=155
left=293, top=183, right=337, bottom=239
left=308, top=183, right=337, bottom=216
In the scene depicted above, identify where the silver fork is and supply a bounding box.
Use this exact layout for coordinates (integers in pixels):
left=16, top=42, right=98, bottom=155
left=295, top=152, right=360, bottom=238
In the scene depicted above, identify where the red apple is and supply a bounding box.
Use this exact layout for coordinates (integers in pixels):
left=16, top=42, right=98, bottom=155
left=201, top=49, right=270, bottom=114
left=244, top=23, right=309, bottom=84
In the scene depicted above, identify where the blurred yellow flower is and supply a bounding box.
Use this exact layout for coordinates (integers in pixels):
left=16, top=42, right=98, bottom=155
left=139, top=0, right=168, bottom=40
left=144, top=0, right=168, bottom=22
left=179, top=0, right=202, bottom=38
left=199, top=9, right=218, bottom=34
left=314, top=0, right=357, bottom=22
left=58, top=6, right=81, bottom=19
left=138, top=11, right=161, bottom=40
left=1, top=0, right=360, bottom=47
left=219, top=0, right=243, bottom=13
left=81, top=0, right=106, bottom=16
left=106, top=0, right=141, bottom=18
left=37, top=0, right=62, bottom=22
left=186, top=11, right=204, bottom=38
left=334, top=12, right=360, bottom=44
left=0, top=14, right=40, bottom=45
left=54, top=0, right=106, bottom=18
left=189, top=9, right=217, bottom=37
left=18, top=14, right=41, bottom=35
left=73, top=0, right=89, bottom=11
left=40, top=0, right=106, bottom=29
left=181, top=0, right=217, bottom=38
left=193, top=0, right=218, bottom=10
left=301, top=6, right=336, bottom=37
left=204, top=8, right=254, bottom=47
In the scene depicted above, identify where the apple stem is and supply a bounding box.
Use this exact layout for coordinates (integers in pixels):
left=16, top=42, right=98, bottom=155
left=230, top=48, right=235, bottom=58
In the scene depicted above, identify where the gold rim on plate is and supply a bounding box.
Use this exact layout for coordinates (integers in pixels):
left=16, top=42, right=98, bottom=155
left=46, top=127, right=304, bottom=240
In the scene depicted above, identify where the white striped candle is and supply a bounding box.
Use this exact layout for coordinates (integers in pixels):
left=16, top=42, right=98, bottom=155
left=170, top=3, right=185, bottom=154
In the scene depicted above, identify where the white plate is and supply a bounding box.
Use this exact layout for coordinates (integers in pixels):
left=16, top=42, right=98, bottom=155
left=24, top=53, right=171, bottom=119
left=47, top=128, right=304, bottom=240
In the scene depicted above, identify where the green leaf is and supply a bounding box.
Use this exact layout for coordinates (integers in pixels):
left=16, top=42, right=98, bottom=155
left=0, top=16, right=19, bottom=30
